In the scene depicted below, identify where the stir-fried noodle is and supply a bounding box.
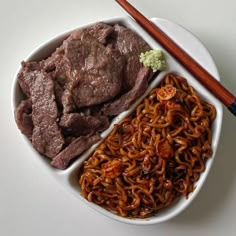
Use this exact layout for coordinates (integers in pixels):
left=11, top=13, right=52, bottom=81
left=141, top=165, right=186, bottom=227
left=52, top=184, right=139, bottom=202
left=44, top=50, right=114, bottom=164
left=79, top=73, right=216, bottom=218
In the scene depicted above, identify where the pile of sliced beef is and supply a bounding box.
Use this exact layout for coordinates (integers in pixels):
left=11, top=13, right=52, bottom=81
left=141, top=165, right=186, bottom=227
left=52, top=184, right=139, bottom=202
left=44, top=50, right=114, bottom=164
left=15, top=22, right=153, bottom=169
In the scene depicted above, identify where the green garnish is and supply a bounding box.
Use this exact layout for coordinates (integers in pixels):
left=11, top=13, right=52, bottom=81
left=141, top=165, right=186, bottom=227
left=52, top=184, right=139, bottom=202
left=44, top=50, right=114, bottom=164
left=139, top=49, right=166, bottom=72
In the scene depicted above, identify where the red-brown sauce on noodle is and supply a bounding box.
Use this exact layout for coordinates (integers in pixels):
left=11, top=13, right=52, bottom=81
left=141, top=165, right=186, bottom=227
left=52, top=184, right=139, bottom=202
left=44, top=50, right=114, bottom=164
left=79, top=73, right=216, bottom=218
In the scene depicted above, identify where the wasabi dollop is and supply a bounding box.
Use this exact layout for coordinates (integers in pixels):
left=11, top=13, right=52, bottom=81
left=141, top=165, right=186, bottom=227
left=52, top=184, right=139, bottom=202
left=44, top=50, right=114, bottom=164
left=139, top=49, right=166, bottom=72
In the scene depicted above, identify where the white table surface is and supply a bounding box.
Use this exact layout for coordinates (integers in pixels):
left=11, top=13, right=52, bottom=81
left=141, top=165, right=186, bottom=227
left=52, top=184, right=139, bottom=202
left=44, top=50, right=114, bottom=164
left=1, top=0, right=236, bottom=235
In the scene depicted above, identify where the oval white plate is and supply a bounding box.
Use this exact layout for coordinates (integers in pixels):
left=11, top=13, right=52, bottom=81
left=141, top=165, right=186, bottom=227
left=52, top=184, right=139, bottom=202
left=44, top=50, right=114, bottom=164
left=12, top=16, right=223, bottom=225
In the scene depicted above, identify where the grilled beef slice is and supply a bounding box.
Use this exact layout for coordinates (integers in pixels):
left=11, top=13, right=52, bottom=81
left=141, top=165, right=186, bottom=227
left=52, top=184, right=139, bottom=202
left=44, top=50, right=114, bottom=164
left=15, top=22, right=154, bottom=169
left=51, top=133, right=101, bottom=169
left=102, top=67, right=150, bottom=116
left=113, top=24, right=152, bottom=90
left=31, top=72, right=64, bottom=158
left=64, top=31, right=125, bottom=108
left=59, top=113, right=109, bottom=137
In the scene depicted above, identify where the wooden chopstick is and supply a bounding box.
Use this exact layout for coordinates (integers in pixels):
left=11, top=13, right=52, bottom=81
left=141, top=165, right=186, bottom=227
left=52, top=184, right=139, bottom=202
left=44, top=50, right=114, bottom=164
left=115, top=0, right=236, bottom=116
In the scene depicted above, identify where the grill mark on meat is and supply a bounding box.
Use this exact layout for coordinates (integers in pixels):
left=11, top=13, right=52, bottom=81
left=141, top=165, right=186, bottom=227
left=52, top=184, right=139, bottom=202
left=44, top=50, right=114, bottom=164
left=31, top=72, right=64, bottom=158
left=51, top=133, right=101, bottom=169
left=15, top=99, right=33, bottom=138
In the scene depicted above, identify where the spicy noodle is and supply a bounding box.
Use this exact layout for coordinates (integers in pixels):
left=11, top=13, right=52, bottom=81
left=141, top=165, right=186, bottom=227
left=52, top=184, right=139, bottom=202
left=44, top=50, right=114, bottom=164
left=79, top=73, right=216, bottom=218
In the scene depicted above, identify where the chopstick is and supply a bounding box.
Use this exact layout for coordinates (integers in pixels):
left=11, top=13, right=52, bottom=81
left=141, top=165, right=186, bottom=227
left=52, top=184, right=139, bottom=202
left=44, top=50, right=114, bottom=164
left=115, top=0, right=236, bottom=116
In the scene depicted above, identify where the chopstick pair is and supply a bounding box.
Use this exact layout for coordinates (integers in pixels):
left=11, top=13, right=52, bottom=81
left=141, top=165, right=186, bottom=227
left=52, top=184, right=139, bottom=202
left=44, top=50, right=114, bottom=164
left=115, top=0, right=236, bottom=116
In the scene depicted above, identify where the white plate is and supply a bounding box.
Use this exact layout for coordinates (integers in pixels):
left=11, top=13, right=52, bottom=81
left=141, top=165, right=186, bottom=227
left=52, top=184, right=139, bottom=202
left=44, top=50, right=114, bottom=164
left=11, top=16, right=223, bottom=225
